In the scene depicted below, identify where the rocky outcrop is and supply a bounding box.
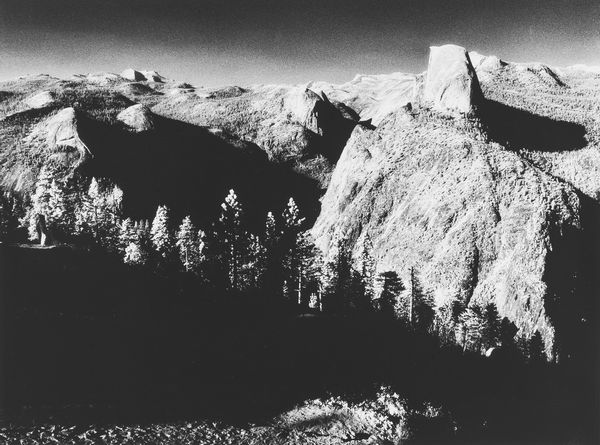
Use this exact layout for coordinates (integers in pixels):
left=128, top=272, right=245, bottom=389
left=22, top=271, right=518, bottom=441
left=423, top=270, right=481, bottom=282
left=140, top=70, right=166, bottom=83
left=310, top=72, right=418, bottom=126
left=121, top=69, right=165, bottom=83
left=117, top=104, right=155, bottom=132
left=25, top=91, right=55, bottom=109
left=423, top=44, right=482, bottom=114
left=121, top=69, right=146, bottom=82
left=469, top=52, right=506, bottom=72
left=39, top=108, right=91, bottom=158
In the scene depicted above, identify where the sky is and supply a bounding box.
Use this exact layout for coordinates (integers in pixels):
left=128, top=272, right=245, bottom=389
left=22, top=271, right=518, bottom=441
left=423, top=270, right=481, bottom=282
left=1, top=0, right=599, bottom=87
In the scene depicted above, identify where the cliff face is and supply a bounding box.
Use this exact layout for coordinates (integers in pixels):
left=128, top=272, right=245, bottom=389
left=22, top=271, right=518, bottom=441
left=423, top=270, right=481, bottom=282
left=312, top=45, right=600, bottom=357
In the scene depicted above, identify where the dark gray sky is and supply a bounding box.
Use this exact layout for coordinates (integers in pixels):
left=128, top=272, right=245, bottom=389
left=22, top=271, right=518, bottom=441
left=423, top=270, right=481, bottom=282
left=1, top=0, right=599, bottom=87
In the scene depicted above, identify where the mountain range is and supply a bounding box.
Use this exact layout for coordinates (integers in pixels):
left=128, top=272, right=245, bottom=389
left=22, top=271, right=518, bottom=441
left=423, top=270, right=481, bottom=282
left=2, top=44, right=599, bottom=359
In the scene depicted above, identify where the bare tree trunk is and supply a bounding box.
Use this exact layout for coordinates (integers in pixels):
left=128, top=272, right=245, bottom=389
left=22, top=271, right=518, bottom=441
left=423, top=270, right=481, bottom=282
left=38, top=214, right=49, bottom=246
left=409, top=267, right=414, bottom=325
left=297, top=264, right=302, bottom=306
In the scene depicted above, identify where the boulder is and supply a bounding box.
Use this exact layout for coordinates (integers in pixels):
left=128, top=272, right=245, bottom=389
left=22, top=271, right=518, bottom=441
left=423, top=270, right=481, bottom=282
left=116, top=104, right=155, bottom=132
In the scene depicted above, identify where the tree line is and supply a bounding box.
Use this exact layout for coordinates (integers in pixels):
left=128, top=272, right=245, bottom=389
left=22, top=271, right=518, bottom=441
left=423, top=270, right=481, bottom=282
left=0, top=164, right=547, bottom=361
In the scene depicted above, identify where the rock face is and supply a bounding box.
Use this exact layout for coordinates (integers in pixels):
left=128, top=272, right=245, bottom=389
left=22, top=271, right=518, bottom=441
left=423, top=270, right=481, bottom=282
left=40, top=108, right=91, bottom=159
left=423, top=45, right=482, bottom=114
left=312, top=109, right=583, bottom=357
left=117, top=104, right=155, bottom=132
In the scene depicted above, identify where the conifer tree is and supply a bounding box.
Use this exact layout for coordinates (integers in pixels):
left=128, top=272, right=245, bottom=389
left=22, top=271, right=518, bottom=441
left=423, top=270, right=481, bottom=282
left=282, top=197, right=304, bottom=232
left=217, top=189, right=246, bottom=290
left=26, top=165, right=63, bottom=244
left=322, top=234, right=353, bottom=314
left=292, top=230, right=322, bottom=306
left=74, top=178, right=123, bottom=248
left=481, top=302, right=501, bottom=350
left=124, top=241, right=148, bottom=266
left=499, top=317, right=518, bottom=350
left=376, top=271, right=404, bottom=319
left=0, top=195, right=10, bottom=241
left=460, top=305, right=485, bottom=352
left=118, top=218, right=137, bottom=253
left=528, top=331, right=546, bottom=363
left=198, top=229, right=207, bottom=262
left=281, top=198, right=307, bottom=300
left=410, top=268, right=435, bottom=332
left=359, top=234, right=376, bottom=303
left=261, top=211, right=282, bottom=295
left=265, top=211, right=279, bottom=247
left=176, top=215, right=200, bottom=272
left=435, top=300, right=459, bottom=345
left=349, top=269, right=369, bottom=313
left=151, top=205, right=174, bottom=259
left=246, top=233, right=267, bottom=289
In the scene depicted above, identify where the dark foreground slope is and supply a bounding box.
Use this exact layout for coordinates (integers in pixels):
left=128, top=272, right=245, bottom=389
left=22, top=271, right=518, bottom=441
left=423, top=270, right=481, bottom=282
left=0, top=244, right=598, bottom=444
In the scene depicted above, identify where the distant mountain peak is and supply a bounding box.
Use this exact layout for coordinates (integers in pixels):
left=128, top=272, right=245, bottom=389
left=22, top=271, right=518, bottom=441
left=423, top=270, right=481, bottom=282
left=120, top=68, right=166, bottom=83
left=423, top=44, right=482, bottom=114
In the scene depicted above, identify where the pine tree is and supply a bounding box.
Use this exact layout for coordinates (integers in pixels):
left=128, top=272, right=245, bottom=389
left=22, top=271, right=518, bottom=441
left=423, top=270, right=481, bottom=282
left=118, top=218, right=137, bottom=253
left=281, top=198, right=307, bottom=301
left=124, top=241, right=148, bottom=266
left=435, top=300, right=458, bottom=345
left=376, top=271, right=404, bottom=319
left=349, top=269, right=369, bottom=313
left=26, top=165, right=63, bottom=245
left=460, top=305, right=485, bottom=352
left=0, top=193, right=20, bottom=241
left=410, top=269, right=435, bottom=332
left=481, top=302, right=501, bottom=350
left=322, top=234, right=353, bottom=314
left=265, top=211, right=279, bottom=247
left=346, top=234, right=376, bottom=313
left=74, top=178, right=123, bottom=249
left=262, top=211, right=282, bottom=296
left=198, top=229, right=207, bottom=263
left=282, top=197, right=304, bottom=232
left=528, top=331, right=546, bottom=363
left=246, top=233, right=267, bottom=289
left=217, top=189, right=246, bottom=290
left=151, top=205, right=174, bottom=260
left=0, top=195, right=9, bottom=241
left=499, top=317, right=518, bottom=350
left=293, top=231, right=322, bottom=306
left=176, top=216, right=201, bottom=272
